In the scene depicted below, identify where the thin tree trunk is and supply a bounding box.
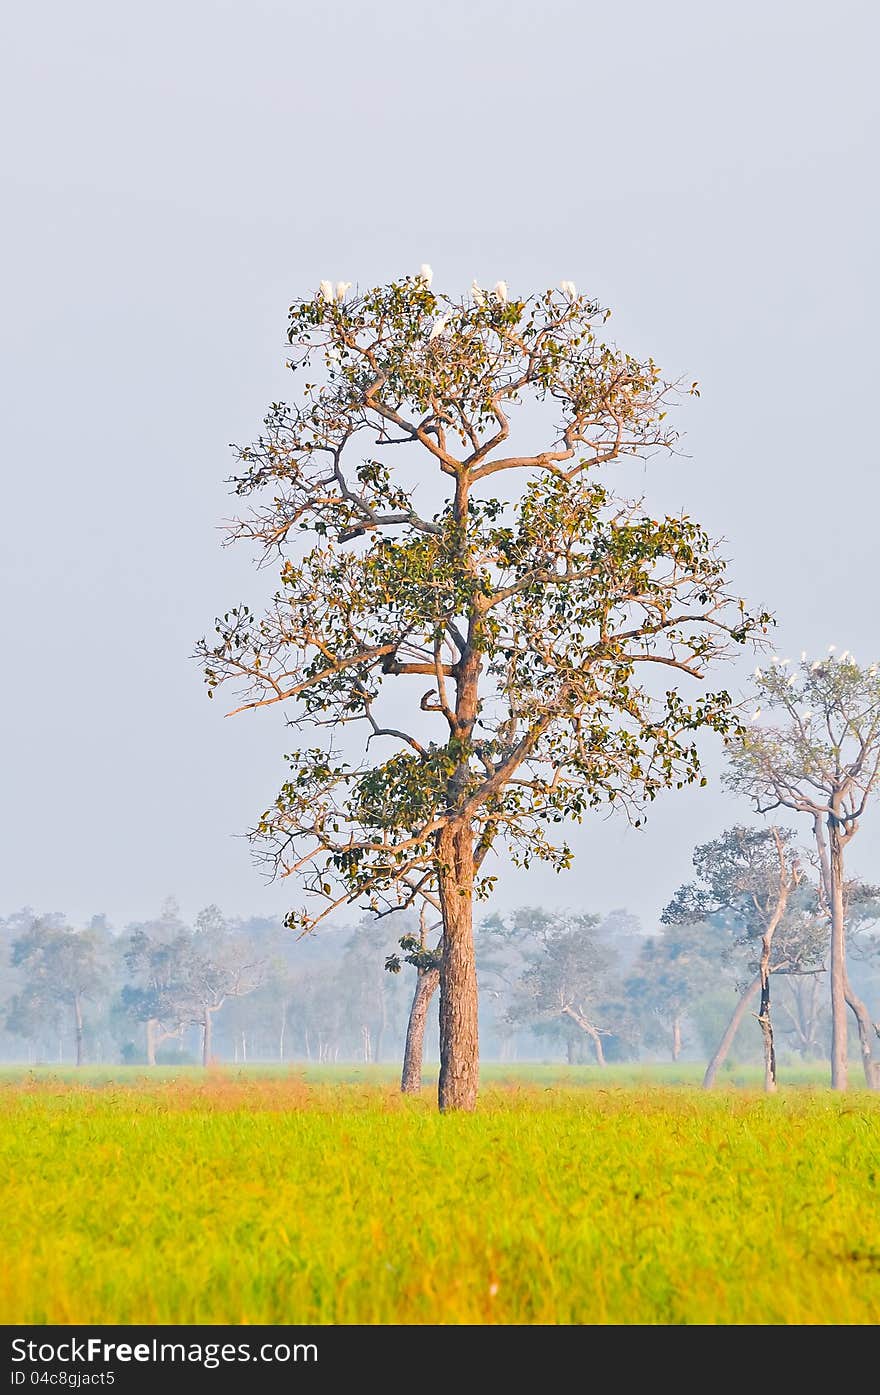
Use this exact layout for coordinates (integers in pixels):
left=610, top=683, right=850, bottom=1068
left=401, top=966, right=440, bottom=1094
left=146, top=1018, right=158, bottom=1067
left=202, top=1011, right=212, bottom=1067
left=757, top=962, right=777, bottom=1093
left=361, top=1023, right=372, bottom=1063
left=562, top=1005, right=607, bottom=1066
left=703, top=975, right=761, bottom=1089
left=241, top=1031, right=247, bottom=1064
left=73, top=994, right=84, bottom=1067
left=671, top=1017, right=682, bottom=1062
left=438, top=821, right=479, bottom=1112
left=828, top=817, right=849, bottom=1090
left=845, top=977, right=880, bottom=1089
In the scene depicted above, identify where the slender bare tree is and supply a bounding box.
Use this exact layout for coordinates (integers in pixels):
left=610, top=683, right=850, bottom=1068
left=727, top=654, right=880, bottom=1089
left=663, top=824, right=804, bottom=1090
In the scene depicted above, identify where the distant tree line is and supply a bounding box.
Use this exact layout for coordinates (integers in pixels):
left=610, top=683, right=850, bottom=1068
left=3, top=827, right=877, bottom=1079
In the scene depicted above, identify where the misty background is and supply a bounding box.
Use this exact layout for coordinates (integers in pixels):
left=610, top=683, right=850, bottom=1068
left=2, top=0, right=879, bottom=937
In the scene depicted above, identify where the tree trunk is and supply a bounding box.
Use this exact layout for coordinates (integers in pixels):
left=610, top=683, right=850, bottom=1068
left=202, top=1011, right=212, bottom=1067
left=146, top=1018, right=158, bottom=1067
left=241, top=1030, right=247, bottom=1064
left=828, top=817, right=849, bottom=1090
left=845, top=977, right=880, bottom=1089
left=401, top=965, right=440, bottom=1094
left=671, top=1017, right=682, bottom=1062
left=757, top=961, right=777, bottom=1093
left=562, top=1005, right=607, bottom=1066
left=703, top=975, right=761, bottom=1089
left=361, top=1023, right=372, bottom=1063
left=73, top=994, right=84, bottom=1067
left=438, top=821, right=479, bottom=1112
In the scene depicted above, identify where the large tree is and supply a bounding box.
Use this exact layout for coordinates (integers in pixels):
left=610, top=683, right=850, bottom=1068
left=727, top=654, right=880, bottom=1089
left=198, top=271, right=766, bottom=1110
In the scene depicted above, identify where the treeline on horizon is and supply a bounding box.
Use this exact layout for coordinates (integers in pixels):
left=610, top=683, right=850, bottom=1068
left=2, top=820, right=878, bottom=1081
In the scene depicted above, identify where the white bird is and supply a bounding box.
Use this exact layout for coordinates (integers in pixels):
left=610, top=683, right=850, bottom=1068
left=780, top=657, right=790, bottom=666
left=335, top=281, right=352, bottom=303
left=839, top=650, right=849, bottom=662
left=559, top=280, right=577, bottom=300
left=751, top=708, right=763, bottom=722
left=417, top=264, right=433, bottom=287
left=428, top=313, right=451, bottom=341
left=754, top=666, right=763, bottom=679
left=770, top=657, right=779, bottom=666
left=869, top=665, right=878, bottom=676
left=787, top=673, right=797, bottom=687
left=471, top=279, right=485, bottom=305
left=828, top=644, right=836, bottom=653
left=811, top=660, right=823, bottom=672
left=493, top=280, right=509, bottom=303
left=800, top=651, right=807, bottom=662
left=319, top=280, right=334, bottom=303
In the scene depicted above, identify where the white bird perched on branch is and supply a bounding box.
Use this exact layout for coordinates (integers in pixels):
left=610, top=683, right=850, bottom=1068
left=417, top=264, right=433, bottom=287
left=493, top=280, right=508, bottom=303
left=470, top=279, right=485, bottom=305
left=559, top=280, right=577, bottom=300
left=429, top=312, right=451, bottom=341
left=828, top=644, right=837, bottom=653
left=335, top=281, right=352, bottom=303
left=319, top=280, right=334, bottom=303
left=869, top=665, right=878, bottom=676
left=801, top=651, right=807, bottom=662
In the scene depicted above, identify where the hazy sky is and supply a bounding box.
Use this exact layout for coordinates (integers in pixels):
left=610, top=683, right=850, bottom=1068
left=3, top=0, right=878, bottom=934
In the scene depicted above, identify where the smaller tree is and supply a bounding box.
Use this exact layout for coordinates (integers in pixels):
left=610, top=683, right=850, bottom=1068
left=385, top=905, right=442, bottom=1094
left=663, top=825, right=810, bottom=1090
left=728, top=654, right=880, bottom=1090
left=9, top=920, right=107, bottom=1066
left=123, top=909, right=266, bottom=1066
left=625, top=920, right=728, bottom=1061
left=505, top=910, right=617, bottom=1065
left=122, top=931, right=190, bottom=1065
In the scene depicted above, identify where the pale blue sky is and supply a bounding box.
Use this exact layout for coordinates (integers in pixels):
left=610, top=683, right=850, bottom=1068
left=2, top=0, right=878, bottom=931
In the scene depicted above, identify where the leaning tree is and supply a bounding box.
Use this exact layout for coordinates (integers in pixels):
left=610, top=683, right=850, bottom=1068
left=728, top=654, right=880, bottom=1089
left=198, top=270, right=767, bottom=1111
left=662, top=824, right=804, bottom=1091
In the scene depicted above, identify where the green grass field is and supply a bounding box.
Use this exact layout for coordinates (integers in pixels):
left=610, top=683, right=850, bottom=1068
left=2, top=1067, right=878, bottom=1325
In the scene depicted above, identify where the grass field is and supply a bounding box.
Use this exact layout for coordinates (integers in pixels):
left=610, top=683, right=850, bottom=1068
left=2, top=1067, right=879, bottom=1325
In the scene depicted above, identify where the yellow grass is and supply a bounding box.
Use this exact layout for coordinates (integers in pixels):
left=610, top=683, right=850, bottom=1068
left=2, top=1071, right=878, bottom=1324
